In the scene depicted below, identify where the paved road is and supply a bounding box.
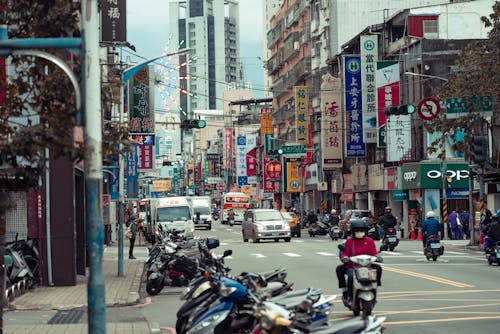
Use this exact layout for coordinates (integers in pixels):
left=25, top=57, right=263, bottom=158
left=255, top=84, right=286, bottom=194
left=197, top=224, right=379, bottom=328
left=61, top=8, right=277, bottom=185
left=140, top=224, right=500, bottom=333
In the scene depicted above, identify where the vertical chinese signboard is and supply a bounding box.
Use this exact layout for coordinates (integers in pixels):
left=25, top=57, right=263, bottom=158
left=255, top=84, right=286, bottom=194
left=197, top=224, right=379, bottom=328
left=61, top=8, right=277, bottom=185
left=261, top=108, right=273, bottom=154
left=376, top=61, right=399, bottom=148
left=284, top=160, right=301, bottom=193
left=343, top=56, right=365, bottom=157
left=237, top=136, right=247, bottom=186
left=130, top=66, right=154, bottom=171
left=360, top=35, right=378, bottom=143
left=100, top=0, right=127, bottom=43
left=246, top=133, right=257, bottom=184
left=321, top=73, right=343, bottom=169
left=295, top=86, right=309, bottom=145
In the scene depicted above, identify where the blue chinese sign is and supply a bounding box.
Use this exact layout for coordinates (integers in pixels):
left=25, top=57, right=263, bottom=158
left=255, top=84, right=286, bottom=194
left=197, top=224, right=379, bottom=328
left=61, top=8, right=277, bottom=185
left=343, top=56, right=365, bottom=157
left=126, top=143, right=139, bottom=198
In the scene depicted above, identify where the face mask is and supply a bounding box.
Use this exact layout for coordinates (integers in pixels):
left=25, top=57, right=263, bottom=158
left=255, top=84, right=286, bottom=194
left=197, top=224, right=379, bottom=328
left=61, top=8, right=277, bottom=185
left=354, top=231, right=365, bottom=238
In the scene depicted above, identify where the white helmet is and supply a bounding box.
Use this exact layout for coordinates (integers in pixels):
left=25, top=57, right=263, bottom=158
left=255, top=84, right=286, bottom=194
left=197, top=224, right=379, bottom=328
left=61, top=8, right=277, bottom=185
left=426, top=211, right=436, bottom=219
left=330, top=209, right=337, bottom=214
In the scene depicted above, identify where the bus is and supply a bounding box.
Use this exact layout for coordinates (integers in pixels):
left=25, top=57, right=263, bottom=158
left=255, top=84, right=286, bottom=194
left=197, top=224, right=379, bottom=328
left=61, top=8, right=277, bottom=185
left=221, top=192, right=251, bottom=225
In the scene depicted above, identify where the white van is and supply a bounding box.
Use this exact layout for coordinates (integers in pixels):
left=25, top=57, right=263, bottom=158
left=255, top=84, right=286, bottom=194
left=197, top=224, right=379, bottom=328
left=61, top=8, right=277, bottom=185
left=189, top=196, right=212, bottom=230
left=152, top=197, right=195, bottom=239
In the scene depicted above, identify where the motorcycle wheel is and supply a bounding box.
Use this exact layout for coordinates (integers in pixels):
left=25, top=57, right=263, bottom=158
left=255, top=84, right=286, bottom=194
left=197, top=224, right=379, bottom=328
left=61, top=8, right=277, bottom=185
left=362, top=300, right=374, bottom=318
left=175, top=317, right=188, bottom=334
left=389, top=246, right=395, bottom=251
left=432, top=255, right=438, bottom=261
left=497, top=259, right=500, bottom=266
left=146, top=277, right=164, bottom=296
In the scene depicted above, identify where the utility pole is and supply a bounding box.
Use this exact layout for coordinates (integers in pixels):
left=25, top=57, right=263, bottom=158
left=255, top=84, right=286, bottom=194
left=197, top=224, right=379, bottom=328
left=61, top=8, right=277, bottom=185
left=82, top=1, right=106, bottom=333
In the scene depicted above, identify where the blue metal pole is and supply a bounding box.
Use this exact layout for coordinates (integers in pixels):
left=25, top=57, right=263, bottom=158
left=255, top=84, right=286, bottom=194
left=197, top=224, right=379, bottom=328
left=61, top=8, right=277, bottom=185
left=0, top=37, right=81, bottom=50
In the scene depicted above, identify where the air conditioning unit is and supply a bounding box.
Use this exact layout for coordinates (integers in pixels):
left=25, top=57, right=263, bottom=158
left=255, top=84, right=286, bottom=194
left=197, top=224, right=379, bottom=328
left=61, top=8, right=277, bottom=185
left=317, top=182, right=328, bottom=191
left=294, top=41, right=300, bottom=51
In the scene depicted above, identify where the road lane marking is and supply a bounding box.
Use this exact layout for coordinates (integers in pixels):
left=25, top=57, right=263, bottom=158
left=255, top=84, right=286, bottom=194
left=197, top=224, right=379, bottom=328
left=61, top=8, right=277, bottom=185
left=282, top=252, right=301, bottom=257
left=381, top=251, right=401, bottom=255
left=446, top=251, right=467, bottom=255
left=316, top=252, right=336, bottom=256
left=382, top=265, right=474, bottom=288
left=384, top=315, right=500, bottom=325
left=250, top=253, right=267, bottom=258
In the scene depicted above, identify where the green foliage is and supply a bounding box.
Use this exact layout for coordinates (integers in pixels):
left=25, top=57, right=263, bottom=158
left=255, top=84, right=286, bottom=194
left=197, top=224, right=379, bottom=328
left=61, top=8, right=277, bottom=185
left=427, top=2, right=500, bottom=160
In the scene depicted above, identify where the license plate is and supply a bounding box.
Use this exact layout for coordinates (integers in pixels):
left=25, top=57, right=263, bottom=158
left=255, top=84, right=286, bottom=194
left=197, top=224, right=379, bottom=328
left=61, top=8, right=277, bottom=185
left=430, top=243, right=441, bottom=249
left=388, top=237, right=397, bottom=242
left=333, top=229, right=340, bottom=233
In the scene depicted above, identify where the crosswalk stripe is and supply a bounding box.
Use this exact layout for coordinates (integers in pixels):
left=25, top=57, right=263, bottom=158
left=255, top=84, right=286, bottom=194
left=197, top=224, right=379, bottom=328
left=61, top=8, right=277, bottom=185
left=283, top=252, right=301, bottom=257
left=411, top=251, right=424, bottom=254
left=382, top=251, right=401, bottom=255
left=446, top=251, right=467, bottom=255
left=250, top=253, right=267, bottom=258
left=316, top=252, right=336, bottom=256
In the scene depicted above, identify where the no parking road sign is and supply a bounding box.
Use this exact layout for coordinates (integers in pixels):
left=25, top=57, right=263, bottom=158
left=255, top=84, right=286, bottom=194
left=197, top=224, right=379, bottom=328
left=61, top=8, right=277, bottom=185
left=417, top=97, right=441, bottom=120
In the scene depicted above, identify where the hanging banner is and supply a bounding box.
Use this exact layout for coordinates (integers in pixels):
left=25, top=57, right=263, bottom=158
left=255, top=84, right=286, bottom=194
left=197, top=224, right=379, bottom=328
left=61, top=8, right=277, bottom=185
left=263, top=158, right=276, bottom=193
left=360, top=35, right=378, bottom=143
left=126, top=143, right=139, bottom=198
left=376, top=61, right=399, bottom=148
left=343, top=56, right=365, bottom=157
left=386, top=114, right=411, bottom=162
left=294, top=86, right=309, bottom=144
left=224, top=128, right=232, bottom=176
left=321, top=73, right=343, bottom=169
left=260, top=108, right=273, bottom=154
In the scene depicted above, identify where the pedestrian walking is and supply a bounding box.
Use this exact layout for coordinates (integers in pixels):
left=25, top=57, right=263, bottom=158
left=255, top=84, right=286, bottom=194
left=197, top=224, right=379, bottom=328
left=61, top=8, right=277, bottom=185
left=460, top=210, right=470, bottom=239
left=448, top=210, right=462, bottom=240
left=128, top=214, right=138, bottom=259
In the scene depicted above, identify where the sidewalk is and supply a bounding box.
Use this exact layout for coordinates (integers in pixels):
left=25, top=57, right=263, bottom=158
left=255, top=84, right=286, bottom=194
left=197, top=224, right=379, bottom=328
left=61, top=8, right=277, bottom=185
left=4, top=240, right=159, bottom=334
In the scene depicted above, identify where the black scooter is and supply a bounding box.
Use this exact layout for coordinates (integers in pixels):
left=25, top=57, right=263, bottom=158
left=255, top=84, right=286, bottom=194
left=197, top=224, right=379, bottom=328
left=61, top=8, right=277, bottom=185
left=424, top=235, right=444, bottom=261
left=379, top=228, right=399, bottom=252
left=308, top=222, right=329, bottom=237
left=486, top=241, right=500, bottom=266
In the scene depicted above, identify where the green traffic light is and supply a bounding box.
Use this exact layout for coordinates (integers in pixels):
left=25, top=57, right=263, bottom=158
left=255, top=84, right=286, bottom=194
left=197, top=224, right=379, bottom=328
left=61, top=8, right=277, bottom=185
left=197, top=120, right=207, bottom=128
left=407, top=104, right=416, bottom=114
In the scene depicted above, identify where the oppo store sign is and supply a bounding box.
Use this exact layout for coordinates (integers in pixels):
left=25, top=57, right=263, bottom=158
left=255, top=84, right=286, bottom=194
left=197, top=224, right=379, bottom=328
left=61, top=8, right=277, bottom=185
left=401, top=163, right=469, bottom=189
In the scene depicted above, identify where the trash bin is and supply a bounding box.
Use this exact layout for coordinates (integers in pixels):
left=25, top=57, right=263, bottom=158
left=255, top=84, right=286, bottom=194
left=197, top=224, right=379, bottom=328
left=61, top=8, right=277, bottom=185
left=104, top=224, right=112, bottom=245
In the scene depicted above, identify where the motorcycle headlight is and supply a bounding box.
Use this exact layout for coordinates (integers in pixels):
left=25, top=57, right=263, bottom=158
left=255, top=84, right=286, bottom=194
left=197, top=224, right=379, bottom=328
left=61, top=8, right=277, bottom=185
left=191, top=313, right=224, bottom=331
left=192, top=281, right=212, bottom=298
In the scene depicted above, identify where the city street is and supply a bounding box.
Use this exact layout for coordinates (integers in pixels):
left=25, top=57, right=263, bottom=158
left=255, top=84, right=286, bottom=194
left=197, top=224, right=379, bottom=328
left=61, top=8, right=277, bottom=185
left=137, top=223, right=500, bottom=334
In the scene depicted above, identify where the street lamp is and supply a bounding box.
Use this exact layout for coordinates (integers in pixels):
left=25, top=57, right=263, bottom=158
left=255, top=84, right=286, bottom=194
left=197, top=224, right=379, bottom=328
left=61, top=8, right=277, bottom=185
left=404, top=71, right=449, bottom=82
left=117, top=48, right=190, bottom=276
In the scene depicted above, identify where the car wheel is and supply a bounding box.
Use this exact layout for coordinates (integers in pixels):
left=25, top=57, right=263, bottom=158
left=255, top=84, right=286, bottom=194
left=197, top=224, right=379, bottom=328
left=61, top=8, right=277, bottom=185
left=274, top=238, right=279, bottom=242
left=253, top=232, right=260, bottom=243
left=284, top=238, right=291, bottom=242
left=243, top=237, right=248, bottom=242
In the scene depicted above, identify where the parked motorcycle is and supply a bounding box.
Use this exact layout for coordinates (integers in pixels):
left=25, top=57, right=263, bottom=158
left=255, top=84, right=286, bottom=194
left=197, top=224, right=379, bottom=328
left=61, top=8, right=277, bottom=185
left=379, top=227, right=399, bottom=252
left=424, top=235, right=444, bottom=261
left=339, top=245, right=382, bottom=318
left=308, top=221, right=329, bottom=237
left=486, top=241, right=500, bottom=266
left=328, top=224, right=342, bottom=240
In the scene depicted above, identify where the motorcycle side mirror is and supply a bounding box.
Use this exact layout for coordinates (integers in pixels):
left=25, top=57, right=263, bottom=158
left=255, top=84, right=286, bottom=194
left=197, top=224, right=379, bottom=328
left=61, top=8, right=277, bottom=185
left=206, top=237, right=220, bottom=249
left=338, top=244, right=346, bottom=252
left=376, top=256, right=383, bottom=263
left=223, top=249, right=233, bottom=258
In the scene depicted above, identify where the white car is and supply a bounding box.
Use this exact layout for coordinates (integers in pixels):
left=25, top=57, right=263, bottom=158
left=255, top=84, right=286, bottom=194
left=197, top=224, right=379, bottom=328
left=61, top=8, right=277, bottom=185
left=242, top=209, right=291, bottom=243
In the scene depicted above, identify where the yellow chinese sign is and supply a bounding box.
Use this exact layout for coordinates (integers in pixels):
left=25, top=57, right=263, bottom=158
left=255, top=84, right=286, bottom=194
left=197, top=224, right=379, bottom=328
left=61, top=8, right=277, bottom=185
left=285, top=161, right=301, bottom=193
left=152, top=179, right=172, bottom=192
left=260, top=108, right=273, bottom=135
left=295, top=86, right=309, bottom=144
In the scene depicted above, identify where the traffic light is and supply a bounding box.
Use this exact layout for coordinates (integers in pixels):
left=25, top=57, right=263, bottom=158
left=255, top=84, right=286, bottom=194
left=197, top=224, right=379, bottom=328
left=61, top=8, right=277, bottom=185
left=471, top=135, right=489, bottom=165
left=181, top=119, right=207, bottom=129
left=267, top=149, right=283, bottom=156
left=384, top=104, right=416, bottom=116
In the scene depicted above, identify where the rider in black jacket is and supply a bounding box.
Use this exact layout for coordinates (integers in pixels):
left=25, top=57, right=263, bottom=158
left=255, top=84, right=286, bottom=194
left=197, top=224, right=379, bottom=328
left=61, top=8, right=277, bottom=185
left=378, top=207, right=397, bottom=238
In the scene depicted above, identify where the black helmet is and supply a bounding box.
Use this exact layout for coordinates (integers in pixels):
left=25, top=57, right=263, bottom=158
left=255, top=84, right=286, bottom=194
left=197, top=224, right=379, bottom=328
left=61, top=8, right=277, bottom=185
left=350, top=219, right=367, bottom=231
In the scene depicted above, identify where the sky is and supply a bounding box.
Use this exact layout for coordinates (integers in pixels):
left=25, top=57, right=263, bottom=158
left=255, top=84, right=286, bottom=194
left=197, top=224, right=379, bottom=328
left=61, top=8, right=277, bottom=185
left=126, top=0, right=266, bottom=111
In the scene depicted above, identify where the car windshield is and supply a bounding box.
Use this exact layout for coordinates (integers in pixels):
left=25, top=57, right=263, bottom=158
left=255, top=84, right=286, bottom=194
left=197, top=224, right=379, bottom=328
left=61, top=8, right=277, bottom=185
left=157, top=206, right=191, bottom=221
left=281, top=212, right=291, bottom=219
left=193, top=207, right=211, bottom=214
left=255, top=210, right=283, bottom=221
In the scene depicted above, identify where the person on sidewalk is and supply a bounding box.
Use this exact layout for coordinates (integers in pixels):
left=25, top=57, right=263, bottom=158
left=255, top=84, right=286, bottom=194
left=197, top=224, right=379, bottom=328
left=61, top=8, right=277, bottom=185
left=448, top=210, right=462, bottom=240
left=128, top=214, right=138, bottom=259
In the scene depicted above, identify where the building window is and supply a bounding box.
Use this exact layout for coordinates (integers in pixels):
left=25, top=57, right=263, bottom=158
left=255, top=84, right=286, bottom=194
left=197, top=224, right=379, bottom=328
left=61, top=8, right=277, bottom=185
left=423, top=20, right=438, bottom=38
